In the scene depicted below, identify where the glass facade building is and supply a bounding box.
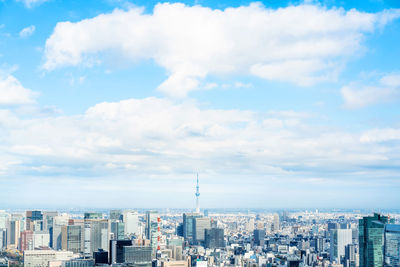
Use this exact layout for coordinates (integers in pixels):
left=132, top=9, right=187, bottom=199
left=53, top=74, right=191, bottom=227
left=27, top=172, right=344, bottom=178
left=359, top=213, right=394, bottom=267
left=384, top=224, right=400, bottom=267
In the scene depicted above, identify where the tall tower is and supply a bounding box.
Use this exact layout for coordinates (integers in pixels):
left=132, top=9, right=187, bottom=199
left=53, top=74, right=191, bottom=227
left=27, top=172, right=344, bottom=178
left=195, top=174, right=200, bottom=213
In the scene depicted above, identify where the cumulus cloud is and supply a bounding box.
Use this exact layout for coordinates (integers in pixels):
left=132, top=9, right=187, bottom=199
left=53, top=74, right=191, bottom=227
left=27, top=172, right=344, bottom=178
left=341, top=73, right=400, bottom=108
left=19, top=25, right=36, bottom=38
left=0, top=75, right=38, bottom=105
left=43, top=3, right=400, bottom=97
left=0, top=97, right=397, bottom=180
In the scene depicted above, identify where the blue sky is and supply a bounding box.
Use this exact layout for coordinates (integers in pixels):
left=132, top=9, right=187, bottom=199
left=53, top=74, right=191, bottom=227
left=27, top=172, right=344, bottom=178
left=0, top=0, right=400, bottom=209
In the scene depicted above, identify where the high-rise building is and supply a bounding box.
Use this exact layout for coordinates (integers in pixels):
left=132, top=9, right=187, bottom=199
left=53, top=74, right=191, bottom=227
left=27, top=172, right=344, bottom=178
left=146, top=211, right=159, bottom=250
left=0, top=229, right=6, bottom=250
left=384, top=224, right=400, bottom=267
left=26, top=211, right=43, bottom=231
left=182, top=213, right=202, bottom=243
left=109, top=240, right=132, bottom=264
left=111, top=221, right=125, bottom=240
left=123, top=210, right=139, bottom=237
left=344, top=244, right=356, bottom=267
left=33, top=231, right=50, bottom=248
left=330, top=228, right=353, bottom=262
left=109, top=210, right=123, bottom=221
left=20, top=230, right=34, bottom=251
left=194, top=217, right=210, bottom=244
left=272, top=214, right=280, bottom=232
left=84, top=219, right=109, bottom=257
left=0, top=211, right=9, bottom=229
left=205, top=228, right=224, bottom=248
left=42, top=212, right=58, bottom=232
left=359, top=213, right=393, bottom=267
left=7, top=219, right=20, bottom=249
left=254, top=229, right=265, bottom=246
left=62, top=225, right=84, bottom=254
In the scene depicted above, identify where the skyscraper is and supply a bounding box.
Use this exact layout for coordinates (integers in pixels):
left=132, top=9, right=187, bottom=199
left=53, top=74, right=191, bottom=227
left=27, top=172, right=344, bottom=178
left=384, top=224, right=400, bottom=267
left=205, top=228, right=224, bottom=249
left=123, top=210, right=139, bottom=237
left=330, top=228, right=352, bottom=262
left=359, top=213, right=393, bottom=267
left=145, top=211, right=159, bottom=250
left=182, top=213, right=202, bottom=244
left=194, top=217, right=210, bottom=244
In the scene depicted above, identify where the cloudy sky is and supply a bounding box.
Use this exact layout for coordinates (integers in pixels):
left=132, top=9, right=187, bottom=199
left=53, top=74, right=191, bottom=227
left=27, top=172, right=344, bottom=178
left=0, top=0, right=400, bottom=209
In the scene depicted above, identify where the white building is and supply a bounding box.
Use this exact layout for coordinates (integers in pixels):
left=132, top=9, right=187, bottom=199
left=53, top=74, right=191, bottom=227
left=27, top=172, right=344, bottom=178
left=33, top=231, right=50, bottom=248
left=24, top=250, right=75, bottom=267
left=123, top=210, right=139, bottom=236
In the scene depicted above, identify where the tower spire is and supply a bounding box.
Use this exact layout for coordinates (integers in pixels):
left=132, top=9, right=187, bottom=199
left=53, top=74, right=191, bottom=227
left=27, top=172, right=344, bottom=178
left=195, top=173, right=200, bottom=213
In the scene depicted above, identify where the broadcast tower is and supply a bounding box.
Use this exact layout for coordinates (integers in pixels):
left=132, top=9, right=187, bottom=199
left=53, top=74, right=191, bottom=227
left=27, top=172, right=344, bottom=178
left=195, top=174, right=200, bottom=213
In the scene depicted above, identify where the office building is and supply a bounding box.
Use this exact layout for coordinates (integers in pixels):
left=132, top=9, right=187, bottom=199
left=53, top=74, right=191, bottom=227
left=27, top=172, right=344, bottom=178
left=123, top=210, right=139, bottom=237
left=384, top=224, right=400, bottom=267
left=33, top=231, right=50, bottom=248
left=7, top=219, right=20, bottom=249
left=123, top=246, right=152, bottom=266
left=84, top=213, right=102, bottom=220
left=110, top=240, right=133, bottom=264
left=62, top=225, right=84, bottom=254
left=344, top=244, right=356, bottom=267
left=182, top=213, right=202, bottom=243
left=26, top=211, right=43, bottom=231
left=194, top=217, right=210, bottom=244
left=23, top=250, right=74, bottom=267
left=21, top=230, right=34, bottom=251
left=254, top=229, right=265, bottom=246
left=330, top=228, right=352, bottom=262
left=272, top=214, right=280, bottom=232
left=109, top=210, right=123, bottom=221
left=63, top=259, right=94, bottom=267
left=111, top=221, right=125, bottom=240
left=205, top=228, right=224, bottom=249
left=83, top=219, right=109, bottom=256
left=359, top=213, right=393, bottom=267
left=146, top=211, right=159, bottom=249
left=93, top=249, right=108, bottom=265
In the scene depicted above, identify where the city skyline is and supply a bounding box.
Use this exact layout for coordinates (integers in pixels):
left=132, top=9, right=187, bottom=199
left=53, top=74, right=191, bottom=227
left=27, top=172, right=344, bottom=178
left=0, top=0, right=400, bottom=208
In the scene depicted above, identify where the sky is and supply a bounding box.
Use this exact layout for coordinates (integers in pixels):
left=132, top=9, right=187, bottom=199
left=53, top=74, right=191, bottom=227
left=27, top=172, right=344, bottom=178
left=0, top=0, right=400, bottom=209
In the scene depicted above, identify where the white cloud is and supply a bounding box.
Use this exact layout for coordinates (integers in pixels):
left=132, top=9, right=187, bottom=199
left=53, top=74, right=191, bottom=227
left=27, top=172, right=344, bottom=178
left=43, top=3, right=400, bottom=97
left=0, top=75, right=38, bottom=105
left=16, top=0, right=49, bottom=8
left=341, top=73, right=400, bottom=108
left=0, top=97, right=397, bottom=179
left=19, top=25, right=36, bottom=38
left=360, top=128, right=400, bottom=143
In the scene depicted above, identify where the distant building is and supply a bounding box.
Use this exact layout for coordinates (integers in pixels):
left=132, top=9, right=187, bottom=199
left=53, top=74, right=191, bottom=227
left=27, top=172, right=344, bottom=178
left=83, top=213, right=102, bottom=220
left=146, top=211, right=159, bottom=249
